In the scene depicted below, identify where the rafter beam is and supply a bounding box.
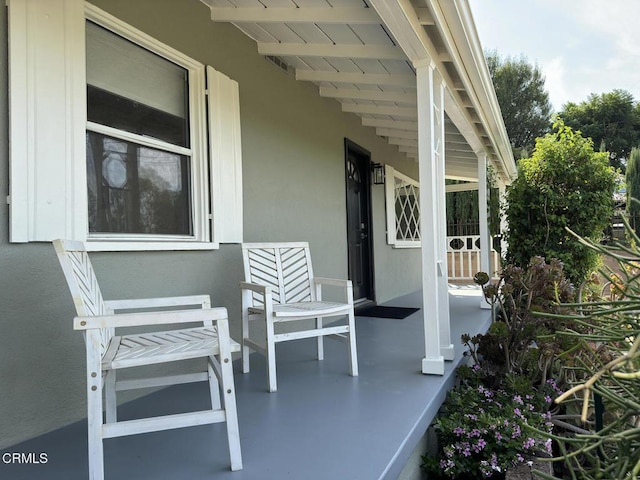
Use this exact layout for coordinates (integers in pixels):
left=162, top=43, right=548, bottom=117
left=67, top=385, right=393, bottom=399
left=376, top=128, right=417, bottom=140
left=398, top=145, right=418, bottom=155
left=361, top=117, right=418, bottom=130
left=258, top=43, right=406, bottom=60
left=319, top=87, right=416, bottom=104
left=445, top=182, right=478, bottom=193
left=414, top=7, right=435, bottom=25
left=209, top=7, right=381, bottom=24
left=342, top=103, right=417, bottom=118
left=296, top=70, right=415, bottom=87
left=388, top=137, right=418, bottom=148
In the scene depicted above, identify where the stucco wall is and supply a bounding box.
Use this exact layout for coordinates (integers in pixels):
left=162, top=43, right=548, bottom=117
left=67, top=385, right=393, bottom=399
left=0, top=0, right=422, bottom=448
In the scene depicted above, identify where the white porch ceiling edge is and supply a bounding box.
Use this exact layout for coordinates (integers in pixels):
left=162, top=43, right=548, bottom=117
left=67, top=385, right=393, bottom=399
left=199, top=0, right=516, bottom=183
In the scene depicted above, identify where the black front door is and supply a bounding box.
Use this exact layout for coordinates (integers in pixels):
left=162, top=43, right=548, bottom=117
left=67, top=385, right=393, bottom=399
left=345, top=140, right=374, bottom=303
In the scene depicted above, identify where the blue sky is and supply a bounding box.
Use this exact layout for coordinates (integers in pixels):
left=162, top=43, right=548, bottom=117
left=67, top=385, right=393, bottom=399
left=469, top=0, right=640, bottom=112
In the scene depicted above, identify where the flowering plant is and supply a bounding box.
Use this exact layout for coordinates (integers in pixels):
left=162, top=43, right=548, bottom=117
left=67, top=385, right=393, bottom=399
left=422, top=365, right=560, bottom=479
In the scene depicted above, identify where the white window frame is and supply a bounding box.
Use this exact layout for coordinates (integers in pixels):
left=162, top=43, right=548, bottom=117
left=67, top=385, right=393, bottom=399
left=85, top=5, right=211, bottom=251
left=385, top=165, right=421, bottom=248
left=8, top=0, right=243, bottom=251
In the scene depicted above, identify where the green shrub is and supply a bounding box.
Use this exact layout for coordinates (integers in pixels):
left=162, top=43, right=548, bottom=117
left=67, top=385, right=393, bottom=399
left=505, top=120, right=616, bottom=284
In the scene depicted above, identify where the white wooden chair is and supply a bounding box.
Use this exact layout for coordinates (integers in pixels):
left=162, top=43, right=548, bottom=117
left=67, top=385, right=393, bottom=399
left=53, top=239, right=242, bottom=479
left=240, top=242, right=358, bottom=392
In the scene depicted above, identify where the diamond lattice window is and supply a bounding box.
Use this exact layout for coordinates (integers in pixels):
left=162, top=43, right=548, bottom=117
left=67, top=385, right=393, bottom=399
left=385, top=165, right=421, bottom=248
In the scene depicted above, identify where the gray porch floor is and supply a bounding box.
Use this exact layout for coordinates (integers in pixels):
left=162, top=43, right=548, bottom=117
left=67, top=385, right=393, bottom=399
left=1, top=287, right=490, bottom=480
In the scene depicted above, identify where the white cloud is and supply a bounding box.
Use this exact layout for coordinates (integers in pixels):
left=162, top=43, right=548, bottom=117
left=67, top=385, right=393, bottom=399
left=541, top=57, right=569, bottom=110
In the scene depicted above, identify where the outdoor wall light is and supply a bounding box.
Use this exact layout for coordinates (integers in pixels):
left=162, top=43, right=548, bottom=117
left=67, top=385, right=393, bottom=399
left=371, top=163, right=385, bottom=185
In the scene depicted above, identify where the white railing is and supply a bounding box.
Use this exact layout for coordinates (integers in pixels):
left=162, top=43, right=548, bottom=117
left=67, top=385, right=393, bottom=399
left=446, top=235, right=501, bottom=281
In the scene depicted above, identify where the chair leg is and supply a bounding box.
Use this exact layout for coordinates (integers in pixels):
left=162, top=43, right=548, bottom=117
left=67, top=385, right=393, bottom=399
left=316, top=316, right=324, bottom=361
left=241, top=309, right=250, bottom=374
left=104, top=370, right=117, bottom=424
left=216, top=320, right=243, bottom=471
left=86, top=331, right=105, bottom=480
left=266, top=318, right=278, bottom=393
left=207, top=359, right=221, bottom=410
left=347, top=310, right=359, bottom=377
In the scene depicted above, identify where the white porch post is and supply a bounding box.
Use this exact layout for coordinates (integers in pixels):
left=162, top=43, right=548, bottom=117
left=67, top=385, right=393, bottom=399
left=434, top=73, right=454, bottom=361
left=477, top=153, right=491, bottom=308
left=417, top=61, right=445, bottom=375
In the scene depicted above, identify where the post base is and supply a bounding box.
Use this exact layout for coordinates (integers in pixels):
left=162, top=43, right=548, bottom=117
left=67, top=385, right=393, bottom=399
left=421, top=356, right=445, bottom=375
left=440, top=344, right=455, bottom=361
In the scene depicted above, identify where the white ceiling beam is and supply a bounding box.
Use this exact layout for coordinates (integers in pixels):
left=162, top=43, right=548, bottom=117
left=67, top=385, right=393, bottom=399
left=361, top=117, right=418, bottom=130
left=342, top=103, right=417, bottom=118
left=445, top=158, right=479, bottom=167
left=415, top=7, right=435, bottom=25
left=296, top=70, right=416, bottom=87
left=376, top=128, right=417, bottom=140
left=445, top=182, right=478, bottom=193
left=388, top=137, right=418, bottom=148
left=398, top=145, right=418, bottom=155
left=445, top=172, right=478, bottom=182
left=367, top=0, right=433, bottom=64
left=319, top=87, right=416, bottom=104
left=209, top=7, right=381, bottom=24
left=258, top=43, right=406, bottom=60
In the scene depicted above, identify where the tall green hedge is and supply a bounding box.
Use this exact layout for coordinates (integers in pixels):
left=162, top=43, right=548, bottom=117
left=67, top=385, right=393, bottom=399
left=626, top=147, right=640, bottom=233
left=505, top=120, right=616, bottom=284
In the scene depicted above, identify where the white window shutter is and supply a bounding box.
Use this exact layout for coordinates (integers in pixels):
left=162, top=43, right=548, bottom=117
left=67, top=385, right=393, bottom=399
left=206, top=66, right=243, bottom=244
left=8, top=0, right=86, bottom=242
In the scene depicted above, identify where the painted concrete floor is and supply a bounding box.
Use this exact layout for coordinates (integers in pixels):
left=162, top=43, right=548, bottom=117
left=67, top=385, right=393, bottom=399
left=0, top=287, right=490, bottom=480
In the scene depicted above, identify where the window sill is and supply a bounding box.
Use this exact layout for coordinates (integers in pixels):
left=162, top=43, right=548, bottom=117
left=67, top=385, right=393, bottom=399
left=391, top=242, right=421, bottom=249
left=85, top=241, right=220, bottom=252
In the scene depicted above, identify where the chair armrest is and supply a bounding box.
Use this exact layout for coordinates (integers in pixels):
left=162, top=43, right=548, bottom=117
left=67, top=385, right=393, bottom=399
left=74, top=307, right=228, bottom=331
left=240, top=282, right=272, bottom=295
left=313, top=277, right=353, bottom=288
left=105, top=295, right=211, bottom=312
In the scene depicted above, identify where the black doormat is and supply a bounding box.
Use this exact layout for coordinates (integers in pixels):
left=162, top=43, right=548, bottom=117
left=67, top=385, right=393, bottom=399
left=356, top=305, right=420, bottom=319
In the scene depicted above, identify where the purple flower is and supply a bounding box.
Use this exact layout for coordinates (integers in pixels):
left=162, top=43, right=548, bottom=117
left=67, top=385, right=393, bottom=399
left=453, top=427, right=465, bottom=436
left=523, top=437, right=536, bottom=449
left=513, top=395, right=524, bottom=405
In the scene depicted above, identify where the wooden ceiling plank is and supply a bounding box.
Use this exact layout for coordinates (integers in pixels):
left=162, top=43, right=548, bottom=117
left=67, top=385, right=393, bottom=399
left=258, top=42, right=406, bottom=59
left=295, top=70, right=415, bottom=87
left=210, top=6, right=381, bottom=24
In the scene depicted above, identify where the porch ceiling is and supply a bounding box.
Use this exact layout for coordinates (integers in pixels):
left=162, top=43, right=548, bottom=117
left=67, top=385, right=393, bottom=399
left=199, top=0, right=514, bottom=183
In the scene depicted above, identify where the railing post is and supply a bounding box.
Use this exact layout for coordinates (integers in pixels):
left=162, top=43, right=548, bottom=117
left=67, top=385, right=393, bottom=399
left=477, top=153, right=491, bottom=309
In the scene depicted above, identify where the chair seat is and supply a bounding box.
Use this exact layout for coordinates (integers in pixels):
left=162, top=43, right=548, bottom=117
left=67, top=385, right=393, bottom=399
left=249, top=301, right=351, bottom=319
left=103, top=326, right=241, bottom=370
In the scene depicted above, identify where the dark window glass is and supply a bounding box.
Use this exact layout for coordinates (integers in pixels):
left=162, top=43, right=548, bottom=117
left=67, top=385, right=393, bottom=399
left=87, top=132, right=192, bottom=235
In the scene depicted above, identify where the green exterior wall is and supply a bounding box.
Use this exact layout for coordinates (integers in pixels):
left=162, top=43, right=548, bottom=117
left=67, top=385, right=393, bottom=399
left=0, top=0, right=422, bottom=448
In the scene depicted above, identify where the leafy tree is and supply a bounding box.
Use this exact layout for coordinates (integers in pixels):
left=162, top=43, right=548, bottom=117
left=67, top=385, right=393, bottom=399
left=486, top=51, right=553, bottom=158
left=505, top=120, right=616, bottom=284
left=626, top=147, right=640, bottom=233
left=560, top=89, right=640, bottom=170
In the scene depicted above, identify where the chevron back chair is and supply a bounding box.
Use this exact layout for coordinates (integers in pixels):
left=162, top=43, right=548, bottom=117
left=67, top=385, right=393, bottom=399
left=54, top=239, right=242, bottom=479
left=240, top=242, right=358, bottom=392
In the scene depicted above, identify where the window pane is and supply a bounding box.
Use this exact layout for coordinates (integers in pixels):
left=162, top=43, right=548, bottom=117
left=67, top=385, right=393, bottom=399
left=86, top=21, right=189, bottom=147
left=87, top=132, right=192, bottom=235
